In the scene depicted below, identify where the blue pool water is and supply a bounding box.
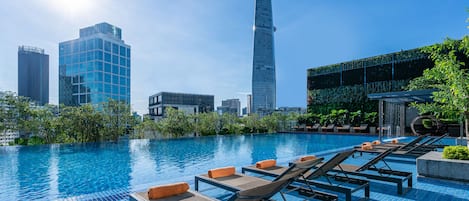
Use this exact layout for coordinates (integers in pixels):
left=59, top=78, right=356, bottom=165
left=0, top=133, right=379, bottom=200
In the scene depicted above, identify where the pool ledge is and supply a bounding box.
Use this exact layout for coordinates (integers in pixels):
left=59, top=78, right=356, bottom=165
left=417, top=151, right=469, bottom=183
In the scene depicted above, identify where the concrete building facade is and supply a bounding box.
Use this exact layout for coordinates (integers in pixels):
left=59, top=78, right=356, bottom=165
left=148, top=92, right=214, bottom=120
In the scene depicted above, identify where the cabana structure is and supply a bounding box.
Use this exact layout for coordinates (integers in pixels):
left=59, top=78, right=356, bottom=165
left=368, top=89, right=435, bottom=141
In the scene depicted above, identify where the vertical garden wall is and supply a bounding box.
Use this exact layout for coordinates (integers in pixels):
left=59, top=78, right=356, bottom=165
left=307, top=48, right=434, bottom=114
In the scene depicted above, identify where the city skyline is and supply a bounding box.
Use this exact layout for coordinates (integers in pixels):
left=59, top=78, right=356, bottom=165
left=0, top=0, right=467, bottom=115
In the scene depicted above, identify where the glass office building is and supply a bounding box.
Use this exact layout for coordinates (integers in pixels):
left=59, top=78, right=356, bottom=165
left=59, top=22, right=131, bottom=106
left=252, top=0, right=276, bottom=114
left=18, top=46, right=49, bottom=105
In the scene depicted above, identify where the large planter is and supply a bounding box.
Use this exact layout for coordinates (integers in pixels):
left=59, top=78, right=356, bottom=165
left=417, top=151, right=469, bottom=182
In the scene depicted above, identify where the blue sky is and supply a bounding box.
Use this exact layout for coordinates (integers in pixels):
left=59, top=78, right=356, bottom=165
left=0, top=0, right=467, bottom=115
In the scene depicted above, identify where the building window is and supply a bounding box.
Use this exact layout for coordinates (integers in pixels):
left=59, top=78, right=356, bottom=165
left=104, top=63, right=111, bottom=72
left=104, top=53, right=111, bottom=62
left=112, top=65, right=119, bottom=74
left=120, top=46, right=126, bottom=57
left=112, top=44, right=119, bottom=54
left=112, top=55, right=119, bottom=64
left=104, top=41, right=111, bottom=52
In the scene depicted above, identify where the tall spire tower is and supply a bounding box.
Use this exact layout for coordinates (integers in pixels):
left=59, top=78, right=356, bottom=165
left=252, top=0, right=276, bottom=114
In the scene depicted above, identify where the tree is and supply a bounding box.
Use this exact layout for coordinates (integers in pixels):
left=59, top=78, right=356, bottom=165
left=157, top=107, right=193, bottom=137
left=407, top=36, right=469, bottom=135
left=101, top=99, right=132, bottom=141
left=241, top=114, right=261, bottom=133
left=193, top=112, right=218, bottom=136
left=219, top=113, right=242, bottom=134
left=260, top=113, right=282, bottom=133
left=29, top=105, right=57, bottom=143
left=133, top=116, right=159, bottom=139
left=0, top=92, right=36, bottom=138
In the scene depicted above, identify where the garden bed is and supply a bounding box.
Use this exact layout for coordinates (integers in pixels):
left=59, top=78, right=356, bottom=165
left=417, top=151, right=469, bottom=182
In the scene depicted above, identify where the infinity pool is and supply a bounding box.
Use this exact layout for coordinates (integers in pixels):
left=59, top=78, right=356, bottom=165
left=0, top=133, right=380, bottom=200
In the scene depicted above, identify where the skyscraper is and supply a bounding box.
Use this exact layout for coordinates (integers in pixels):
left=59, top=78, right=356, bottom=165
left=18, top=46, right=49, bottom=105
left=59, top=22, right=131, bottom=106
left=252, top=0, right=276, bottom=114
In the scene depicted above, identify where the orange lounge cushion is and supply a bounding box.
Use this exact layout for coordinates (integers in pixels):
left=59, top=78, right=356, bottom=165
left=208, top=166, right=236, bottom=178
left=256, top=159, right=276, bottom=169
left=391, top=139, right=399, bottom=144
left=147, top=182, right=189, bottom=199
left=372, top=140, right=381, bottom=145
left=361, top=142, right=373, bottom=150
left=299, top=155, right=317, bottom=162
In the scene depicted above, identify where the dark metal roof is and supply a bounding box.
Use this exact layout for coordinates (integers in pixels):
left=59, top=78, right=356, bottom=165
left=367, top=89, right=436, bottom=103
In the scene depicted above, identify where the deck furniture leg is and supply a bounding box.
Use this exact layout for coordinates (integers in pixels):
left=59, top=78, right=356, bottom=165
left=397, top=182, right=403, bottom=195
left=365, top=184, right=370, bottom=198
left=408, top=176, right=413, bottom=188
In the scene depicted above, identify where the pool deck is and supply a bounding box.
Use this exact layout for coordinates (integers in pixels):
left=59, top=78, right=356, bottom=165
left=194, top=151, right=469, bottom=201
left=64, top=145, right=469, bottom=201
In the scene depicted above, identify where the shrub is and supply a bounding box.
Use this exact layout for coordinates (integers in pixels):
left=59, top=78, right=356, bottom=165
left=442, top=146, right=469, bottom=160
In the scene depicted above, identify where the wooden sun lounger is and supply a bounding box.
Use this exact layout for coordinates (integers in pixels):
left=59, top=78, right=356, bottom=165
left=353, top=124, right=368, bottom=133
left=354, top=134, right=447, bottom=157
left=369, top=134, right=429, bottom=150
left=330, top=147, right=412, bottom=195
left=321, top=124, right=335, bottom=132
left=242, top=150, right=370, bottom=201
left=308, top=123, right=321, bottom=132
left=355, top=143, right=435, bottom=158
left=337, top=125, right=351, bottom=132
left=195, top=159, right=337, bottom=201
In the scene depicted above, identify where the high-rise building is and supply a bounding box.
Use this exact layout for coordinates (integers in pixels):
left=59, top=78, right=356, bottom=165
left=246, top=94, right=252, bottom=114
left=148, top=92, right=214, bottom=121
left=252, top=0, right=276, bottom=114
left=18, top=46, right=49, bottom=105
left=217, top=98, right=241, bottom=116
left=59, top=22, right=131, bottom=106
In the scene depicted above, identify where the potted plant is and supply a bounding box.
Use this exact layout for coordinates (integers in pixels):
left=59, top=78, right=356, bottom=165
left=365, top=112, right=378, bottom=134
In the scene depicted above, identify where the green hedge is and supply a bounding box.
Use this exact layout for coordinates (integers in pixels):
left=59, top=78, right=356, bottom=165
left=443, top=146, right=469, bottom=160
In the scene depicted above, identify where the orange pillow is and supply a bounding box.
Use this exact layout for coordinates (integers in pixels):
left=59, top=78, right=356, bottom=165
left=256, top=159, right=276, bottom=169
left=372, top=140, right=381, bottom=145
left=361, top=142, right=373, bottom=150
left=362, top=142, right=372, bottom=146
left=299, top=155, right=317, bottom=162
left=391, top=139, right=399, bottom=144
left=208, top=166, right=236, bottom=178
left=147, top=182, right=189, bottom=199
